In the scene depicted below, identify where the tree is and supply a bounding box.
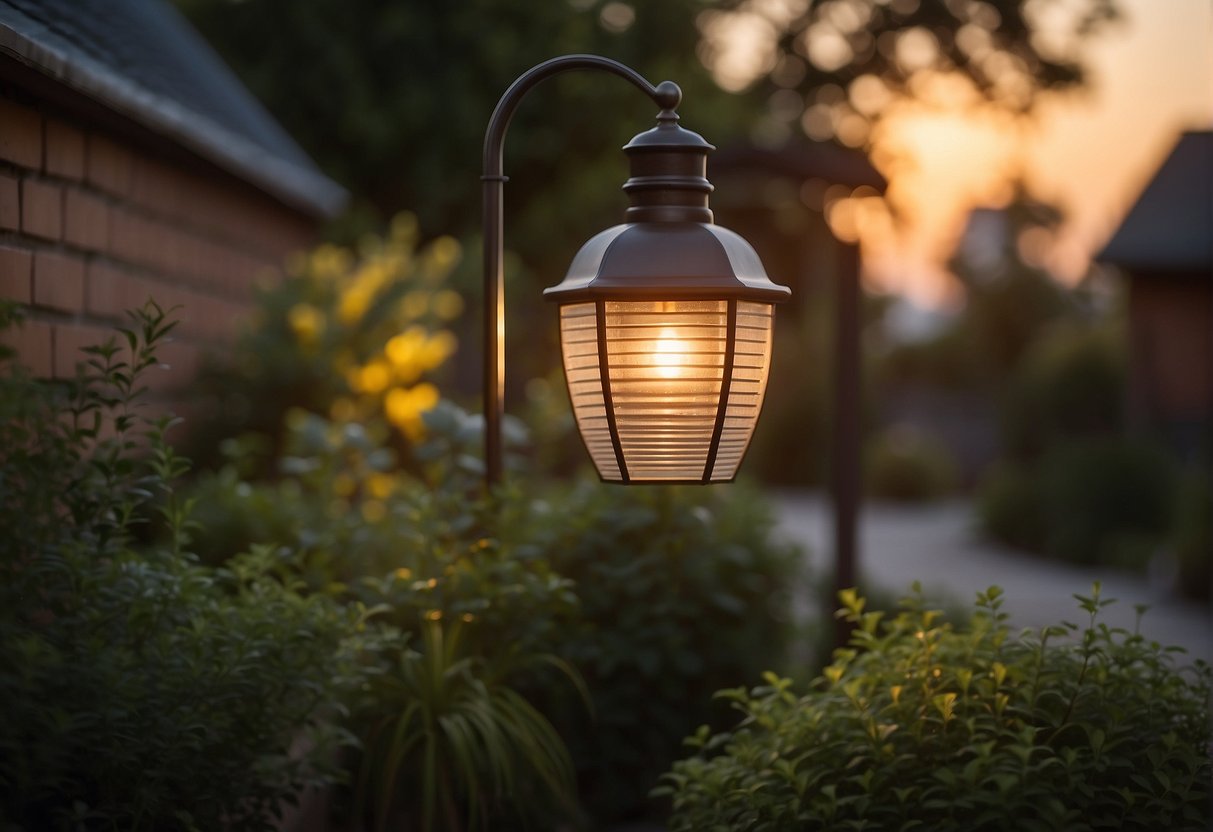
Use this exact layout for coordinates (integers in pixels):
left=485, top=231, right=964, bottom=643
left=696, top=0, right=1120, bottom=149
left=173, top=0, right=758, bottom=260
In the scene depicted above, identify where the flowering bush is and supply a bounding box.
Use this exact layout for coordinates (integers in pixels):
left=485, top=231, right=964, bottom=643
left=193, top=213, right=462, bottom=462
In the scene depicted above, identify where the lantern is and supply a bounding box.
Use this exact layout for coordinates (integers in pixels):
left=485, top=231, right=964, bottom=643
left=544, top=107, right=790, bottom=483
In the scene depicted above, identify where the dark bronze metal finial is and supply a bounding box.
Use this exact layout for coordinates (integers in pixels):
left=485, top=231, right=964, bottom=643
left=653, top=80, right=681, bottom=112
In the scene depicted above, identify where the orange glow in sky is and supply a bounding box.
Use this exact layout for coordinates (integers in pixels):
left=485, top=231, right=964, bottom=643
left=707, top=0, right=1213, bottom=307
left=869, top=0, right=1212, bottom=305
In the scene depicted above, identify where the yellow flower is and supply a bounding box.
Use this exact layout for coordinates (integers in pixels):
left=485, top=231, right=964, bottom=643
left=287, top=303, right=324, bottom=344
left=353, top=360, right=391, bottom=394
left=384, top=383, right=440, bottom=442
left=337, top=285, right=372, bottom=325
left=310, top=244, right=352, bottom=280
left=425, top=609, right=443, bottom=621
left=367, top=472, right=396, bottom=499
left=394, top=567, right=413, bottom=581
left=385, top=327, right=426, bottom=375
left=420, top=331, right=456, bottom=370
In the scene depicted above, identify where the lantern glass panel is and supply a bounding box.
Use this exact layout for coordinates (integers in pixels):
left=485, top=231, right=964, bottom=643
left=559, top=299, right=774, bottom=483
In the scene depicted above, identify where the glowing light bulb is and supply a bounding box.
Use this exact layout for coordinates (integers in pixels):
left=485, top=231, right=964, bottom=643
left=653, top=327, right=684, bottom=378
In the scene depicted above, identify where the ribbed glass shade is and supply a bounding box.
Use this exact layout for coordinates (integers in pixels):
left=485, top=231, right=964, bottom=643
left=559, top=299, right=774, bottom=483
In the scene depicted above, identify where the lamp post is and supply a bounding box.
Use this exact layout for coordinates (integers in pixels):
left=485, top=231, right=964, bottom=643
left=482, top=55, right=789, bottom=488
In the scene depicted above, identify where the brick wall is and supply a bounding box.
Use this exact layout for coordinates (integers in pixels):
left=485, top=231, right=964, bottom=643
left=0, top=90, right=319, bottom=418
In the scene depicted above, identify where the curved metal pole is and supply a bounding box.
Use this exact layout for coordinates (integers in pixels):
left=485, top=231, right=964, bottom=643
left=481, top=54, right=681, bottom=488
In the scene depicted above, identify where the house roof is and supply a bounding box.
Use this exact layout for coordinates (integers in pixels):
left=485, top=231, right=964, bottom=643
left=711, top=140, right=887, bottom=193
left=1100, top=130, right=1212, bottom=273
left=0, top=0, right=346, bottom=218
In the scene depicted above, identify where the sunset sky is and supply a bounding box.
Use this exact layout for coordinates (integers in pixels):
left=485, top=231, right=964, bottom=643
left=707, top=0, right=1213, bottom=307
left=862, top=0, right=1212, bottom=305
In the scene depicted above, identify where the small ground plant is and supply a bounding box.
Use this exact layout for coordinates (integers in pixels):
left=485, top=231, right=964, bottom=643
left=658, top=583, right=1211, bottom=831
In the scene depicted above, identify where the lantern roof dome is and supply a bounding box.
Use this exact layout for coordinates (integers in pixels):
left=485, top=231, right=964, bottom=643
left=544, top=222, right=790, bottom=303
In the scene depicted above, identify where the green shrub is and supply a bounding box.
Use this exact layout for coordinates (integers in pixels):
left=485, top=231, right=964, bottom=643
left=864, top=426, right=959, bottom=503
left=1038, top=437, right=1176, bottom=567
left=658, top=584, right=1212, bottom=831
left=1171, top=472, right=1211, bottom=603
left=0, top=304, right=374, bottom=831
left=979, top=438, right=1177, bottom=569
left=187, top=407, right=804, bottom=826
left=1001, top=321, right=1126, bottom=461
left=185, top=406, right=591, bottom=829
left=518, top=481, right=803, bottom=824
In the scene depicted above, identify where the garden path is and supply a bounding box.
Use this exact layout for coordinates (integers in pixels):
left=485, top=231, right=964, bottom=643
left=773, top=492, right=1212, bottom=665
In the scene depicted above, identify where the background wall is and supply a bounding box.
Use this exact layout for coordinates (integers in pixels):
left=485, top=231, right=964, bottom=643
left=0, top=88, right=317, bottom=416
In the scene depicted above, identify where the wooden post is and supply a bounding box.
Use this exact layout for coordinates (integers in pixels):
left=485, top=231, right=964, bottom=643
left=832, top=242, right=861, bottom=649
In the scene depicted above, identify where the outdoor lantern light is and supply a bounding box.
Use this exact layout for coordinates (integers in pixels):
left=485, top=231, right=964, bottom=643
left=483, top=55, right=789, bottom=487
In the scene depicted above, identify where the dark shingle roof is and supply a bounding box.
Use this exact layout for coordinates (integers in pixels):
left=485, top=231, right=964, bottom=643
left=712, top=140, right=887, bottom=192
left=0, top=0, right=345, bottom=218
left=1100, top=130, right=1212, bottom=273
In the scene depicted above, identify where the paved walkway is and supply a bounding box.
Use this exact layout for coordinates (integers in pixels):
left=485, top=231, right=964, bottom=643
left=773, top=491, right=1212, bottom=665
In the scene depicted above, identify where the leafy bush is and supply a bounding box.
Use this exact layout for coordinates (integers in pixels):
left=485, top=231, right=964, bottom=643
left=979, top=437, right=1177, bottom=569
left=659, top=584, right=1212, bottom=831
left=1001, top=322, right=1126, bottom=460
left=516, top=481, right=802, bottom=824
left=864, top=425, right=959, bottom=503
left=185, top=400, right=804, bottom=826
left=976, top=461, right=1047, bottom=552
left=0, top=304, right=374, bottom=831
left=1171, top=472, right=1211, bottom=603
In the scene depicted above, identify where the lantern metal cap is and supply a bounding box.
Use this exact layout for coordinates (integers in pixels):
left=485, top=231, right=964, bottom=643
left=546, top=106, right=790, bottom=304
left=544, top=222, right=791, bottom=303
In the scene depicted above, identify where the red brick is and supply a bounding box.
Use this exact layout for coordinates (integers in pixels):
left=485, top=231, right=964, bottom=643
left=64, top=187, right=110, bottom=251
left=0, top=245, right=33, bottom=304
left=131, top=157, right=186, bottom=218
left=0, top=98, right=43, bottom=170
left=53, top=321, right=119, bottom=379
left=45, top=119, right=85, bottom=180
left=86, top=134, right=133, bottom=196
left=108, top=206, right=143, bottom=264
left=20, top=179, right=62, bottom=240
left=33, top=251, right=85, bottom=313
left=87, top=261, right=140, bottom=317
left=0, top=318, right=53, bottom=376
left=0, top=172, right=19, bottom=231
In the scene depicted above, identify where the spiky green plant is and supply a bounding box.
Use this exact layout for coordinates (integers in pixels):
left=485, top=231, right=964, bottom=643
left=357, top=618, right=586, bottom=831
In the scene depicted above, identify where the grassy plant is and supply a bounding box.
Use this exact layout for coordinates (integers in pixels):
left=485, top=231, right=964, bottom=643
left=356, top=618, right=585, bottom=832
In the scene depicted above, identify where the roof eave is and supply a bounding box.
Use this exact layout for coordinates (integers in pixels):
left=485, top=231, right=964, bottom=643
left=0, top=21, right=347, bottom=220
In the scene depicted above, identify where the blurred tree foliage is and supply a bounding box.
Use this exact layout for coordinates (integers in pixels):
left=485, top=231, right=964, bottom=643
left=172, top=0, right=756, bottom=267
left=700, top=0, right=1120, bottom=148
left=879, top=188, right=1087, bottom=390
left=173, top=0, right=765, bottom=409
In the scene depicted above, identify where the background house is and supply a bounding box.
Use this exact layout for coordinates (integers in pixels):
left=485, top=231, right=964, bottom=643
left=1100, top=130, right=1212, bottom=460
left=0, top=0, right=343, bottom=418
